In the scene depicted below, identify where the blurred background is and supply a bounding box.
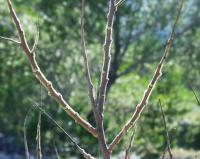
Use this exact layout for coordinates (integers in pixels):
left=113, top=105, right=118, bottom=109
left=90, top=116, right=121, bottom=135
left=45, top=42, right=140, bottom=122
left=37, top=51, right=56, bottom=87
left=0, top=0, right=200, bottom=158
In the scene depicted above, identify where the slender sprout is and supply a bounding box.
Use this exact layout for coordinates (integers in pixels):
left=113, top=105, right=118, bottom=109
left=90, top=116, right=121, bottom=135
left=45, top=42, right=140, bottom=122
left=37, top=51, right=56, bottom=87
left=36, top=84, right=42, bottom=159
left=124, top=127, right=136, bottom=159
left=31, top=24, right=39, bottom=53
left=36, top=112, right=42, bottom=159
left=81, top=0, right=96, bottom=112
left=159, top=99, right=173, bottom=159
left=23, top=109, right=32, bottom=159
left=191, top=86, right=200, bottom=106
left=0, top=36, right=20, bottom=44
left=53, top=134, right=61, bottom=159
left=115, top=0, right=126, bottom=8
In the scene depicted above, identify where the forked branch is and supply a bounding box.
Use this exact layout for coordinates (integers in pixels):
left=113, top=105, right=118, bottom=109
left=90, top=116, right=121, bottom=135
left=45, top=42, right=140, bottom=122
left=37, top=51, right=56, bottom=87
left=108, top=0, right=184, bottom=151
left=4, top=0, right=97, bottom=137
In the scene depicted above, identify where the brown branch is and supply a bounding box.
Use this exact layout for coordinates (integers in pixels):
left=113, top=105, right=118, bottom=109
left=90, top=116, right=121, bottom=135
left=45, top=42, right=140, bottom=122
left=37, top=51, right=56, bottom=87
left=5, top=0, right=97, bottom=137
left=108, top=0, right=184, bottom=152
left=81, top=0, right=96, bottom=111
left=159, top=100, right=173, bottom=159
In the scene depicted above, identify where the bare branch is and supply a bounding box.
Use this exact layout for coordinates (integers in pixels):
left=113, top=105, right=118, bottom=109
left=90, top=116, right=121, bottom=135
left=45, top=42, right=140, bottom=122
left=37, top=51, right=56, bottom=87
left=108, top=0, right=184, bottom=152
left=33, top=104, right=96, bottom=159
left=95, top=0, right=117, bottom=158
left=98, top=0, right=116, bottom=116
left=5, top=0, right=97, bottom=137
left=115, top=0, right=126, bottom=8
left=191, top=86, right=200, bottom=106
left=160, top=147, right=167, bottom=159
left=0, top=35, right=20, bottom=44
left=53, top=137, right=61, bottom=159
left=31, top=25, right=39, bottom=53
left=159, top=100, right=173, bottom=159
left=36, top=111, right=42, bottom=159
left=81, top=0, right=96, bottom=109
left=23, top=109, right=31, bottom=159
left=124, top=127, right=136, bottom=159
left=36, top=84, right=42, bottom=159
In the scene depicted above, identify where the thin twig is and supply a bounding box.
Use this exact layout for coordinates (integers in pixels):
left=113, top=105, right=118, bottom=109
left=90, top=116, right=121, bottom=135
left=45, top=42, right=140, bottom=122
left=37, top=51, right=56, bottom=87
left=4, top=0, right=97, bottom=137
left=36, top=111, right=42, bottom=159
left=32, top=103, right=96, bottom=159
left=36, top=84, right=42, bottom=159
left=191, top=86, right=200, bottom=106
left=160, top=147, right=167, bottom=159
left=0, top=36, right=20, bottom=44
left=53, top=133, right=61, bottom=159
left=108, top=0, right=184, bottom=152
left=124, top=127, right=136, bottom=159
left=98, top=0, right=116, bottom=115
left=81, top=0, right=96, bottom=110
left=31, top=24, right=39, bottom=53
left=23, top=109, right=31, bottom=159
left=115, top=0, right=126, bottom=8
left=159, top=100, right=173, bottom=159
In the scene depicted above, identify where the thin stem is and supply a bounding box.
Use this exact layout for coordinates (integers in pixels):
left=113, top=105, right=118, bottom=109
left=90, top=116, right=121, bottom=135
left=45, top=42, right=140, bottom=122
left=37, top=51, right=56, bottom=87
left=36, top=84, right=42, bottom=159
left=0, top=35, right=20, bottom=44
left=23, top=109, right=31, bottom=159
left=36, top=111, right=42, bottom=159
left=108, top=0, right=184, bottom=152
left=191, top=86, right=200, bottom=106
left=115, top=0, right=126, bottom=8
left=31, top=24, right=39, bottom=53
left=124, top=127, right=136, bottom=159
left=98, top=0, right=116, bottom=115
left=159, top=100, right=173, bottom=159
left=53, top=133, right=61, bottom=159
left=81, top=0, right=96, bottom=112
